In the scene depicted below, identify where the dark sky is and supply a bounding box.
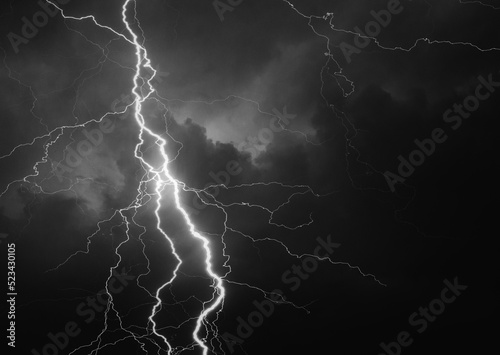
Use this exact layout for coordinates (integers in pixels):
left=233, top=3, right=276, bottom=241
left=0, top=0, right=498, bottom=354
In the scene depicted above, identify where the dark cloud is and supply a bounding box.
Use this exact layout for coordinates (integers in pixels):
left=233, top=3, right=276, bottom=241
left=0, top=0, right=497, bottom=354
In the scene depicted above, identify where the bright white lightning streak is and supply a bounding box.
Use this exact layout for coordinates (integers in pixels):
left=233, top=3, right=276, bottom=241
left=120, top=1, right=225, bottom=354
left=42, top=0, right=224, bottom=352
left=2, top=0, right=496, bottom=352
left=1, top=1, right=395, bottom=352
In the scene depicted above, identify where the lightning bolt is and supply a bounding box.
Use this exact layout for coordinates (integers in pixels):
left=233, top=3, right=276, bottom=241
left=0, top=0, right=227, bottom=353
left=279, top=0, right=497, bottom=241
left=458, top=0, right=500, bottom=10
left=119, top=1, right=225, bottom=353
left=0, top=1, right=392, bottom=354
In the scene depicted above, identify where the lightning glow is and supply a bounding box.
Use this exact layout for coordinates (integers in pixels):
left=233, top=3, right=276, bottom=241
left=0, top=0, right=401, bottom=353
left=120, top=1, right=225, bottom=353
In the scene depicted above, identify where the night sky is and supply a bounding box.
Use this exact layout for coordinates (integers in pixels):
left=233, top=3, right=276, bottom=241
left=0, top=0, right=498, bottom=354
